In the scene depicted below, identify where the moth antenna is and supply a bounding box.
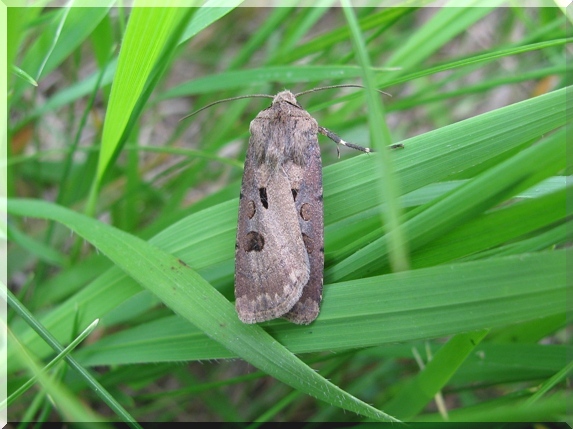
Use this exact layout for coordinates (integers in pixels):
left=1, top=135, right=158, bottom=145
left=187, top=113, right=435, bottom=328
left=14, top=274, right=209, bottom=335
left=180, top=94, right=275, bottom=121
left=295, top=84, right=392, bottom=98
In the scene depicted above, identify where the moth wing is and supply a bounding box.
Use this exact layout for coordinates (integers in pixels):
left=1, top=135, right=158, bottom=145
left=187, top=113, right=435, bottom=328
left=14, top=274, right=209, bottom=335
left=283, top=138, right=324, bottom=324
left=235, top=151, right=310, bottom=324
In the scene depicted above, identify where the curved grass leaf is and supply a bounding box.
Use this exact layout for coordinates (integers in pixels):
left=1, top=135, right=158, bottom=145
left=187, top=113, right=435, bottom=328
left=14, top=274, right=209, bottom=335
left=7, top=199, right=399, bottom=422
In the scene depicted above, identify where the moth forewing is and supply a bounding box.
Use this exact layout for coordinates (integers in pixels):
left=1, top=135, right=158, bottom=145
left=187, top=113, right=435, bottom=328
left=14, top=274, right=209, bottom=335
left=234, top=91, right=325, bottom=324
left=235, top=160, right=310, bottom=323
left=283, top=137, right=324, bottom=324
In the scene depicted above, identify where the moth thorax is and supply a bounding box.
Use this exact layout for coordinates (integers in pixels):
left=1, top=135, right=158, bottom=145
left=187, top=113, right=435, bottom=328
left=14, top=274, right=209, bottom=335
left=255, top=147, right=306, bottom=169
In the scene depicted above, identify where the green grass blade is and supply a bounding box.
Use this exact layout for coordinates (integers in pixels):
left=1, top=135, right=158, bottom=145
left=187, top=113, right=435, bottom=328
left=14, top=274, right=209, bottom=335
left=414, top=392, right=567, bottom=422
left=34, top=5, right=71, bottom=82
left=227, top=6, right=295, bottom=69
left=7, top=198, right=399, bottom=422
left=383, top=330, right=489, bottom=420
left=279, top=8, right=413, bottom=64
left=7, top=222, right=67, bottom=267
left=179, top=0, right=242, bottom=43
left=451, top=342, right=570, bottom=386
left=411, top=184, right=568, bottom=268
left=384, top=38, right=572, bottom=88
left=342, top=1, right=408, bottom=273
left=7, top=318, right=108, bottom=424
left=160, top=65, right=371, bottom=99
left=3, top=317, right=99, bottom=408
left=96, top=7, right=195, bottom=186
left=524, top=359, right=573, bottom=405
left=326, top=86, right=569, bottom=227
left=12, top=5, right=113, bottom=102
left=5, top=287, right=142, bottom=428
left=16, top=2, right=236, bottom=131
left=10, top=64, right=37, bottom=87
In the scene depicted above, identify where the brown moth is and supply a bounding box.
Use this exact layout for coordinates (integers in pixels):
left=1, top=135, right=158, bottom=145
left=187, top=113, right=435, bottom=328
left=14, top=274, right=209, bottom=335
left=184, top=85, right=398, bottom=324
left=234, top=91, right=325, bottom=324
left=233, top=89, right=375, bottom=324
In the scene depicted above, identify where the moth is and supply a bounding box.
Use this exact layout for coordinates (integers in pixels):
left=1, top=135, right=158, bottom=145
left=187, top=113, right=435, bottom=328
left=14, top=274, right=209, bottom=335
left=185, top=85, right=399, bottom=324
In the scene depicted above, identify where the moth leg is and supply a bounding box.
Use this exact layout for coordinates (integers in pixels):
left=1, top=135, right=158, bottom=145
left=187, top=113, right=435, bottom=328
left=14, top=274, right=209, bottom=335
left=318, top=126, right=404, bottom=155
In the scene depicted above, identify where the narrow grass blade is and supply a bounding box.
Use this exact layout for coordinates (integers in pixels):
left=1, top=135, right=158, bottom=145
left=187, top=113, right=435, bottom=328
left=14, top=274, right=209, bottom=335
left=342, top=1, right=409, bottom=273
left=383, top=330, right=489, bottom=420
left=7, top=322, right=108, bottom=424
left=5, top=287, right=142, bottom=428
left=3, top=317, right=99, bottom=408
left=524, top=359, right=573, bottom=406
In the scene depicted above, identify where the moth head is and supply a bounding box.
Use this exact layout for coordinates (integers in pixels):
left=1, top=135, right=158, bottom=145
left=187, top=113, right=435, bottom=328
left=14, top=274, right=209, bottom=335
left=273, top=90, right=299, bottom=107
